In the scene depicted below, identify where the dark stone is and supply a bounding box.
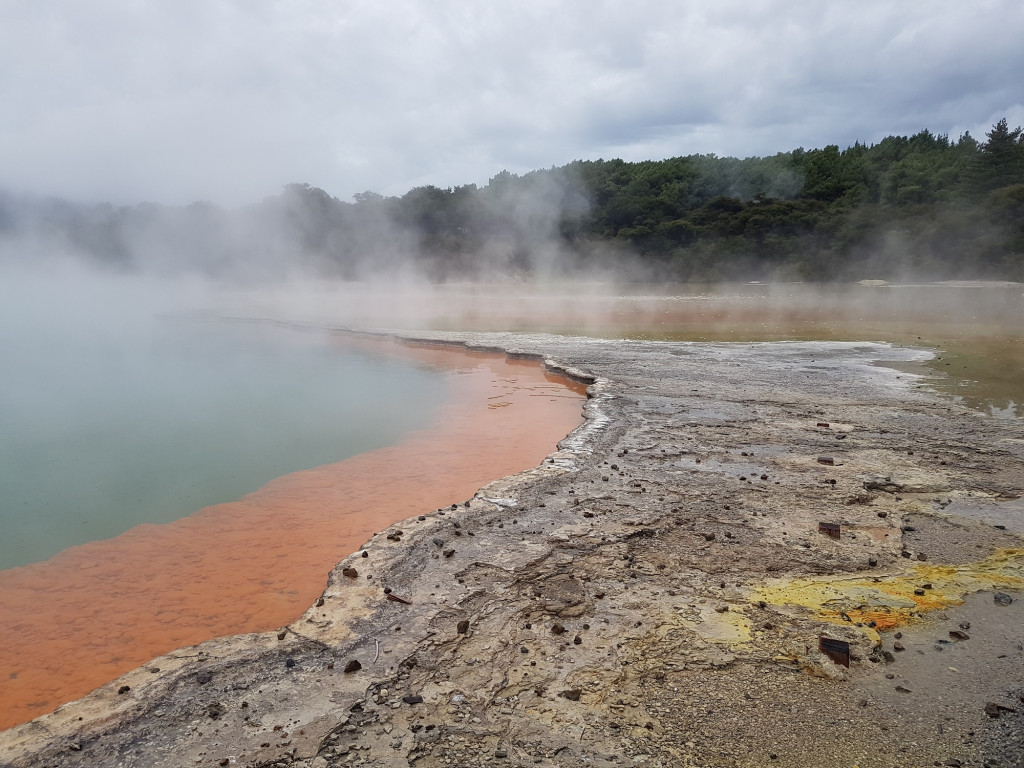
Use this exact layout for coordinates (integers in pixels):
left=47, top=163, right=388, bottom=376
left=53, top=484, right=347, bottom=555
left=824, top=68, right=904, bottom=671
left=285, top=658, right=296, bottom=668
left=994, top=592, right=1013, bottom=606
left=207, top=703, right=226, bottom=719
left=342, top=567, right=358, bottom=579
left=573, top=635, right=582, bottom=645
left=118, top=685, right=131, bottom=695
left=315, top=597, right=325, bottom=607
left=495, top=749, right=508, bottom=758
left=361, top=550, right=368, bottom=558
left=949, top=631, right=970, bottom=641
left=520, top=646, right=529, bottom=654
left=869, top=558, right=878, bottom=567
left=893, top=641, right=905, bottom=652
left=343, top=660, right=361, bottom=673
left=561, top=689, right=582, bottom=701
left=551, top=623, right=565, bottom=635
left=402, top=695, right=424, bottom=705
left=443, top=549, right=455, bottom=558
left=457, top=620, right=470, bottom=634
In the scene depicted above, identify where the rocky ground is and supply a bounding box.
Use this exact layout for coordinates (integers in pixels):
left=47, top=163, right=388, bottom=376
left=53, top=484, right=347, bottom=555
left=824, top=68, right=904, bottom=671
left=1, top=331, right=1022, bottom=768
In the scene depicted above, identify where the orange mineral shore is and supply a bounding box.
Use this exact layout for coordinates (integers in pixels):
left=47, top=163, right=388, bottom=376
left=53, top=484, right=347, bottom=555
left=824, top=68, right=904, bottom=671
left=0, top=335, right=586, bottom=732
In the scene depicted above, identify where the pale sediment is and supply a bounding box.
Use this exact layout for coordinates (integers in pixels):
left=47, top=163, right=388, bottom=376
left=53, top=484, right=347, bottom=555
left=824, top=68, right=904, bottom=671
left=2, top=331, right=1023, bottom=768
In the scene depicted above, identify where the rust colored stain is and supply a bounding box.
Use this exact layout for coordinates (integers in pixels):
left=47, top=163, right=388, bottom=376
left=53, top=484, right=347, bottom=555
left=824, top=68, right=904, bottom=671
left=0, top=336, right=585, bottom=731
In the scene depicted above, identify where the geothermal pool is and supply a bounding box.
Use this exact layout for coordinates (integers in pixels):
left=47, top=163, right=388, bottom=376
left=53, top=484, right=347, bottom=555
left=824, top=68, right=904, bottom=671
left=0, top=318, right=448, bottom=570
left=0, top=283, right=586, bottom=730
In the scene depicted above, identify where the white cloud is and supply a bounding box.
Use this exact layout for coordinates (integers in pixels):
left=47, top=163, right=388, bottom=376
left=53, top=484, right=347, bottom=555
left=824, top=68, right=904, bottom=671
left=1, top=0, right=1022, bottom=204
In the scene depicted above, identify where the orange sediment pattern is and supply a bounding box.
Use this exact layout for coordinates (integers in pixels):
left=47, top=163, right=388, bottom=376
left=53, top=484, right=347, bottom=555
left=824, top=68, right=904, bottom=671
left=0, top=336, right=586, bottom=731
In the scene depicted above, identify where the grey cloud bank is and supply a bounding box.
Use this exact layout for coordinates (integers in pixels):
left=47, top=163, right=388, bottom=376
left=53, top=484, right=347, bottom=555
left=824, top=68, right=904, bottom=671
left=1, top=0, right=1023, bottom=205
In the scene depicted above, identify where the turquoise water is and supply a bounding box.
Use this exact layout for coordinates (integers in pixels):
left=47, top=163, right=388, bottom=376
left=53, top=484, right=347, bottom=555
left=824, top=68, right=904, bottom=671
left=0, top=272, right=447, bottom=570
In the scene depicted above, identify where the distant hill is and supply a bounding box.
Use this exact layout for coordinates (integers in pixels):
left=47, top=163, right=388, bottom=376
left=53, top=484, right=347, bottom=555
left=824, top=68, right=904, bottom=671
left=2, top=119, right=1022, bottom=282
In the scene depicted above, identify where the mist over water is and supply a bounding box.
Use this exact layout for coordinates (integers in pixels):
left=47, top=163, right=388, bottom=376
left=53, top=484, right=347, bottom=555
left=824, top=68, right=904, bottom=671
left=0, top=266, right=447, bottom=570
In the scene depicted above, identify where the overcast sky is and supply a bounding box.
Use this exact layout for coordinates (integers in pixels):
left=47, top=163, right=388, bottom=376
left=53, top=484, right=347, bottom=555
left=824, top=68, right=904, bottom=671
left=2, top=0, right=1023, bottom=206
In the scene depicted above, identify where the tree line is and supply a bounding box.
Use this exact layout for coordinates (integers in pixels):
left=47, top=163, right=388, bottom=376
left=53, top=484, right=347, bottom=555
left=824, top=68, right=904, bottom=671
left=2, top=119, right=1023, bottom=282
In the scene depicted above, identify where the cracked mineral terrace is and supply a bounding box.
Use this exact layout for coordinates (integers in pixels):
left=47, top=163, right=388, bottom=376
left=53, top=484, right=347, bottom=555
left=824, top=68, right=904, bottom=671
left=1, top=330, right=1022, bottom=768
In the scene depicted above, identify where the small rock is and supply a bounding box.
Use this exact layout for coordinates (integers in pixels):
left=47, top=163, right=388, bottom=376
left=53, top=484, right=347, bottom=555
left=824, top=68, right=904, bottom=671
left=915, top=589, right=926, bottom=596
left=495, top=749, right=508, bottom=758
left=985, top=702, right=1005, bottom=718
left=702, top=532, right=716, bottom=541
left=457, top=619, right=470, bottom=634
left=561, top=689, right=582, bottom=701
left=118, top=685, right=131, bottom=695
left=994, top=592, right=1013, bottom=606
left=342, top=567, right=358, bottom=579
left=361, top=550, right=368, bottom=558
left=573, top=635, right=582, bottom=645
left=893, top=641, right=905, bottom=652
left=916, top=553, right=928, bottom=561
left=714, top=605, right=729, bottom=613
left=949, top=631, right=970, bottom=641
left=402, top=695, right=424, bottom=705
left=285, top=659, right=296, bottom=668
left=551, top=623, right=566, bottom=635
left=344, top=660, right=361, bottom=673
left=895, top=685, right=912, bottom=693
left=868, top=558, right=878, bottom=566
left=877, top=511, right=888, bottom=518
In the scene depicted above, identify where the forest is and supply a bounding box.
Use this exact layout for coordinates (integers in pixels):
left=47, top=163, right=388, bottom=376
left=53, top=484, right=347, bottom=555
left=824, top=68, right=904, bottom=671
left=2, top=119, right=1023, bottom=282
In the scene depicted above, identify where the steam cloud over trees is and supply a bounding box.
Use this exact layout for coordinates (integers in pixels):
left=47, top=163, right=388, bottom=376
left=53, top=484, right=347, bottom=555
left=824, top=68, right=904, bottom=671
left=2, top=120, right=1023, bottom=282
